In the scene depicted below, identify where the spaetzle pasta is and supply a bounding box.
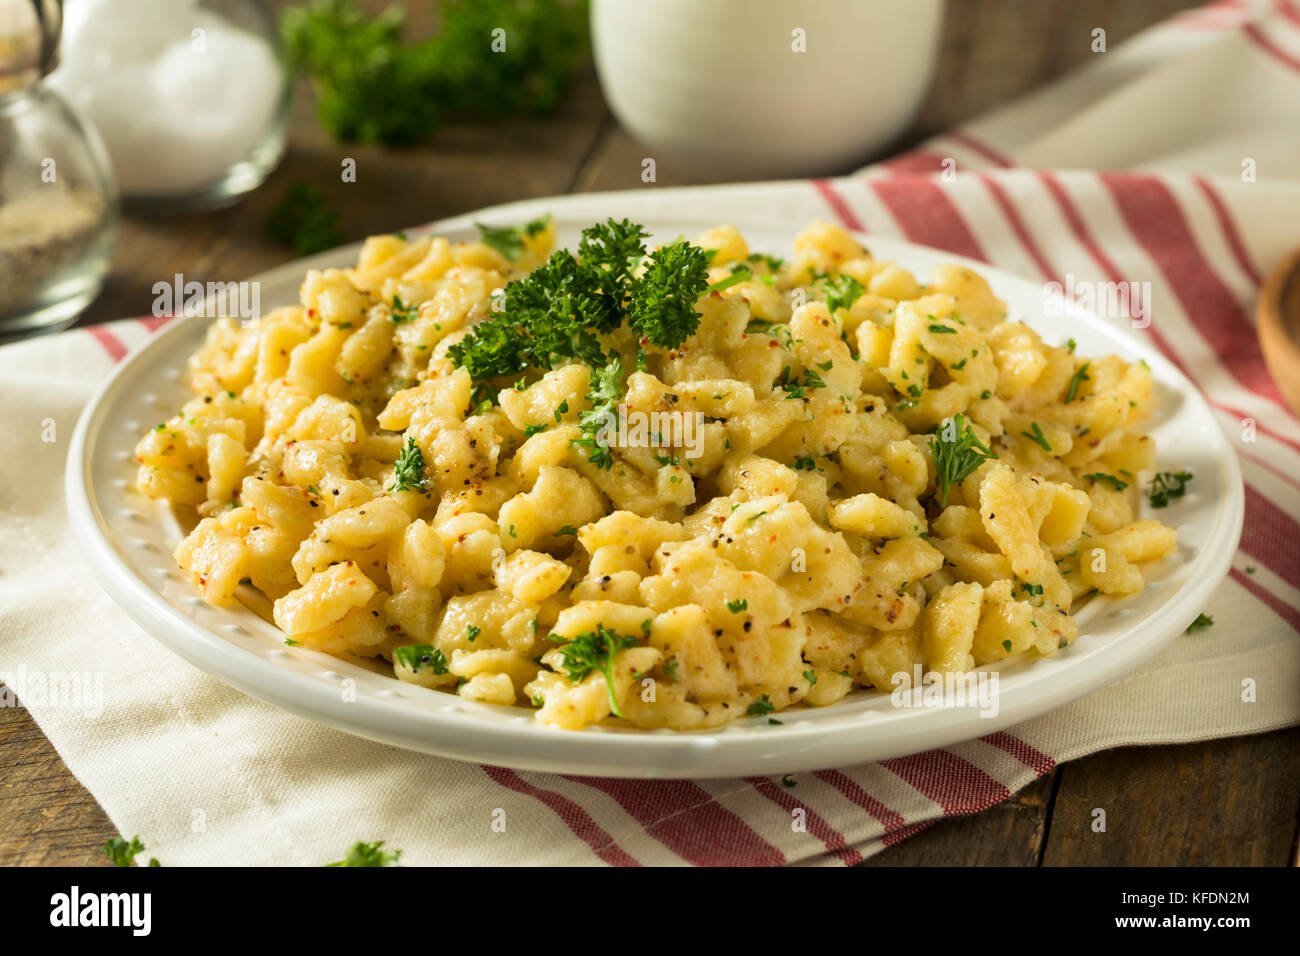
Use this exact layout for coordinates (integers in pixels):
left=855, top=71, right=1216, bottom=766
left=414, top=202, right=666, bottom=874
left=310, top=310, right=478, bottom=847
left=134, top=218, right=1177, bottom=730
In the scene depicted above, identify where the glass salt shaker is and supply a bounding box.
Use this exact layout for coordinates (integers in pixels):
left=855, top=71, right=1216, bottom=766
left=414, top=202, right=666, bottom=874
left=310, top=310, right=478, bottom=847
left=49, top=0, right=292, bottom=214
left=0, top=0, right=117, bottom=338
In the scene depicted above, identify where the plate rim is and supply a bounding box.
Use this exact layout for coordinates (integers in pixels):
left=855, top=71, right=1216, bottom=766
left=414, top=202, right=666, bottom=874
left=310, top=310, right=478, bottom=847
left=64, top=215, right=1245, bottom=778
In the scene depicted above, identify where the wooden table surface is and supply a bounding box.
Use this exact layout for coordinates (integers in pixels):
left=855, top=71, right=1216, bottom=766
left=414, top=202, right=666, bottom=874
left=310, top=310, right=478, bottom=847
left=4, top=0, right=1298, bottom=867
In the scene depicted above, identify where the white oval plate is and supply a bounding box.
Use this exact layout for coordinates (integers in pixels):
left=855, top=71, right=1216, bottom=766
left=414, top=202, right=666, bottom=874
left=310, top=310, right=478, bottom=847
left=66, top=215, right=1243, bottom=779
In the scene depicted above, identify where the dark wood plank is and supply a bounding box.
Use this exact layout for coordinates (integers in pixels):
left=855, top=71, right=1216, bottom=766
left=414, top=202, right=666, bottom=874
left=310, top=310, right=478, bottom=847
left=0, top=701, right=115, bottom=867
left=862, top=727, right=1300, bottom=865
left=1041, top=728, right=1300, bottom=866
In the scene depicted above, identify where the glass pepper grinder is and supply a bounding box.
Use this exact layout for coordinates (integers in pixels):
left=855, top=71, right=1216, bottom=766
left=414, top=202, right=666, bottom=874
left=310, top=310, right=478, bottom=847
left=0, top=0, right=117, bottom=338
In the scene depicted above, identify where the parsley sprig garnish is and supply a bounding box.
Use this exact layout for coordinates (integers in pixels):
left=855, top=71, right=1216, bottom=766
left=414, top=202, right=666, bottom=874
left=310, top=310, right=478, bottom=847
left=550, top=623, right=641, bottom=717
left=448, top=218, right=709, bottom=382
left=448, top=218, right=712, bottom=468
left=930, top=413, right=999, bottom=506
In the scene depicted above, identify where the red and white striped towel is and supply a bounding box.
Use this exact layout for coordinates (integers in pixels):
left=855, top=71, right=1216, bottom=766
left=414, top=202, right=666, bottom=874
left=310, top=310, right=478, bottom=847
left=1, top=0, right=1296, bottom=865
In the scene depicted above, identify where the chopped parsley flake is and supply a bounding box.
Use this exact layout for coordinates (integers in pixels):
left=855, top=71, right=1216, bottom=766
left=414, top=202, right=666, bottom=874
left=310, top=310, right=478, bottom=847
left=475, top=214, right=552, bottom=260
left=1021, top=422, right=1052, bottom=452
left=823, top=274, right=864, bottom=314
left=395, top=644, right=449, bottom=675
left=1148, top=470, right=1193, bottom=508
left=390, top=295, right=417, bottom=324
left=1083, top=472, right=1129, bottom=491
left=1065, top=361, right=1091, bottom=403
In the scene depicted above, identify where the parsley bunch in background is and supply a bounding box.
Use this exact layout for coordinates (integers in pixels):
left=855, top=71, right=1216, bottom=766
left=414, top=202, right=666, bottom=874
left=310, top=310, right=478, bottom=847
left=265, top=182, right=346, bottom=255
left=282, top=0, right=590, bottom=146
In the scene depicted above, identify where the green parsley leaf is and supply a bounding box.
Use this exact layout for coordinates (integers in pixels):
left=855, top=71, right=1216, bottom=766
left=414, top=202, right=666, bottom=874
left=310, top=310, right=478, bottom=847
left=823, top=274, right=864, bottom=314
left=550, top=623, right=641, bottom=718
left=265, top=181, right=345, bottom=255
left=1083, top=472, right=1129, bottom=491
left=708, top=265, right=752, bottom=291
left=389, top=437, right=426, bottom=493
left=578, top=217, right=649, bottom=312
left=1148, top=470, right=1193, bottom=508
left=390, top=294, right=417, bottom=324
left=475, top=214, right=552, bottom=260
left=726, top=598, right=748, bottom=613
left=930, top=413, right=998, bottom=506
left=394, top=644, right=448, bottom=675
left=103, top=835, right=146, bottom=868
left=748, top=252, right=785, bottom=272
left=746, top=695, right=775, bottom=716
left=1185, top=612, right=1214, bottom=632
left=324, top=840, right=401, bottom=867
left=628, top=240, right=711, bottom=349
left=1021, top=422, right=1052, bottom=452
left=1065, top=361, right=1091, bottom=403
left=573, top=358, right=625, bottom=470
